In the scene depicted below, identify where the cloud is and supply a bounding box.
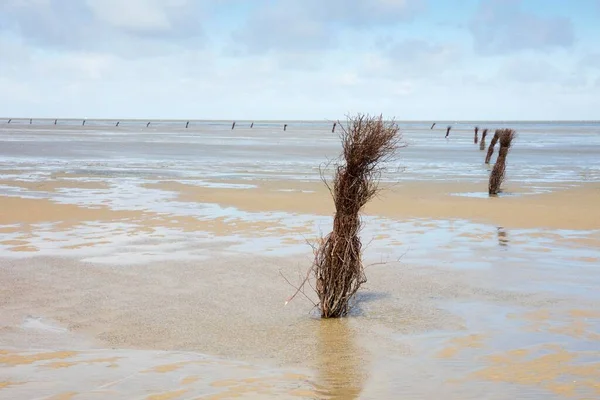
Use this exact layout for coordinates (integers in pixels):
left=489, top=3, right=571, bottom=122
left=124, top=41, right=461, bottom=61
left=310, top=0, right=426, bottom=27
left=231, top=2, right=333, bottom=54
left=0, top=0, right=207, bottom=55
left=0, top=0, right=598, bottom=120
left=469, top=0, right=575, bottom=55
left=500, top=57, right=561, bottom=83
left=358, top=38, right=462, bottom=81
left=231, top=0, right=425, bottom=54
left=579, top=52, right=600, bottom=70
left=499, top=56, right=589, bottom=88
left=387, top=39, right=461, bottom=76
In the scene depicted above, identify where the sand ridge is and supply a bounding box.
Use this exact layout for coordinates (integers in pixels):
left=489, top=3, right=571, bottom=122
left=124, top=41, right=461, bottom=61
left=149, top=179, right=600, bottom=230
left=2, top=178, right=600, bottom=231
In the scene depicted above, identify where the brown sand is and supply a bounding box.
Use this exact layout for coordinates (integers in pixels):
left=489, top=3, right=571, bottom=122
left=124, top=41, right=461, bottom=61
left=2, top=178, right=599, bottom=231
left=0, top=179, right=109, bottom=192
left=473, top=345, right=600, bottom=397
left=2, top=255, right=599, bottom=398
left=0, top=196, right=315, bottom=239
left=144, top=180, right=600, bottom=230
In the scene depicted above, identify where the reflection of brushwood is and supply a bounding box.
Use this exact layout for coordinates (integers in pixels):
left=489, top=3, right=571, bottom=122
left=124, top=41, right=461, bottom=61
left=474, top=126, right=479, bottom=144
left=445, top=126, right=451, bottom=138
left=485, top=130, right=500, bottom=163
left=489, top=130, right=516, bottom=195
left=313, top=114, right=404, bottom=318
left=480, top=129, right=488, bottom=150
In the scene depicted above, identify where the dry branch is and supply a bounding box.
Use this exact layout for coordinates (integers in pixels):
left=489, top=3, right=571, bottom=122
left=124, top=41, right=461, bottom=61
left=488, top=129, right=516, bottom=195
left=480, top=129, right=488, bottom=150
left=313, top=114, right=404, bottom=318
left=485, top=130, right=501, bottom=163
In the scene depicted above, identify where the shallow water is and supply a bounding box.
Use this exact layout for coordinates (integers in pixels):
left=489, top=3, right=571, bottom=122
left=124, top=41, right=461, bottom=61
left=1, top=120, right=600, bottom=186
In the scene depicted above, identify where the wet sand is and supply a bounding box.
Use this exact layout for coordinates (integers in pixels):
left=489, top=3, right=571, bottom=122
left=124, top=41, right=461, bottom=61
left=2, top=254, right=600, bottom=399
left=2, top=122, right=600, bottom=399
left=145, top=179, right=600, bottom=230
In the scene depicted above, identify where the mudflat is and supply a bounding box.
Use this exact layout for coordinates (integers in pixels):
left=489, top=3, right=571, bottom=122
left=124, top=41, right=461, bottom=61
left=1, top=121, right=599, bottom=399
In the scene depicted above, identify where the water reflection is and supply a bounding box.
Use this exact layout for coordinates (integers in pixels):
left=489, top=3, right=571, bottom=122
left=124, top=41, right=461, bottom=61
left=315, top=319, right=367, bottom=400
left=497, top=227, right=509, bottom=248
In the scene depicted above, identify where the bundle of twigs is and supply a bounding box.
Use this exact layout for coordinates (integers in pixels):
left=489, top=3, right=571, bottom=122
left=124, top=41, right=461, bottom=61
left=474, top=126, right=479, bottom=144
left=314, top=114, right=403, bottom=318
left=480, top=129, right=488, bottom=150
left=485, top=130, right=501, bottom=164
left=488, top=129, right=516, bottom=195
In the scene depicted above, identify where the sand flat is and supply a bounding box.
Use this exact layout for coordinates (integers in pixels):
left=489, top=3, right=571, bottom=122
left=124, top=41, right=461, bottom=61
left=146, top=179, right=600, bottom=230
left=2, top=121, right=600, bottom=399
left=2, top=178, right=600, bottom=231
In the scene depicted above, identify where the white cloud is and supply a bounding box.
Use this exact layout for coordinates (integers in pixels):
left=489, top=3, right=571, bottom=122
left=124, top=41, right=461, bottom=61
left=469, top=0, right=575, bottom=55
left=85, top=0, right=175, bottom=32
left=231, top=0, right=425, bottom=54
left=0, top=0, right=207, bottom=55
left=0, top=0, right=598, bottom=120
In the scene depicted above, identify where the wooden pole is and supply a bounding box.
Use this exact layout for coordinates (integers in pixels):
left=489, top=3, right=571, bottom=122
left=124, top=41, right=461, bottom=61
left=116, top=121, right=120, bottom=127
left=284, top=124, right=287, bottom=131
left=251, top=122, right=254, bottom=128
left=232, top=121, right=236, bottom=130
left=480, top=129, right=488, bottom=150
left=146, top=122, right=151, bottom=127
left=186, top=121, right=189, bottom=128
left=430, top=122, right=436, bottom=129
left=445, top=126, right=451, bottom=138
left=332, top=122, right=337, bottom=133
left=485, top=130, right=500, bottom=164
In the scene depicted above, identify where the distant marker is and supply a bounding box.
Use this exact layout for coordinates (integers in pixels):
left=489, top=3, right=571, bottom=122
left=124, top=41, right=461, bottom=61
left=54, top=119, right=57, bottom=125
left=250, top=122, right=254, bottom=128
left=445, top=126, right=451, bottom=138
left=332, top=122, right=337, bottom=133
left=284, top=124, right=287, bottom=131
left=232, top=121, right=236, bottom=130
left=186, top=121, right=189, bottom=128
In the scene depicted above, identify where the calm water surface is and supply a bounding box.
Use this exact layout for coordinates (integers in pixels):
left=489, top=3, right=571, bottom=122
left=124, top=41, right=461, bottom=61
left=1, top=120, right=599, bottom=185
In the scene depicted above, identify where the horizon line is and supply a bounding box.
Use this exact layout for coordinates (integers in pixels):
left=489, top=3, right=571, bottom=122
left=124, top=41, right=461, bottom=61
left=2, top=117, right=600, bottom=123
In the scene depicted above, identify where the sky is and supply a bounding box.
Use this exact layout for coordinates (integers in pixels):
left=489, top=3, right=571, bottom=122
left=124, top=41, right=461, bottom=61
left=1, top=0, right=599, bottom=121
